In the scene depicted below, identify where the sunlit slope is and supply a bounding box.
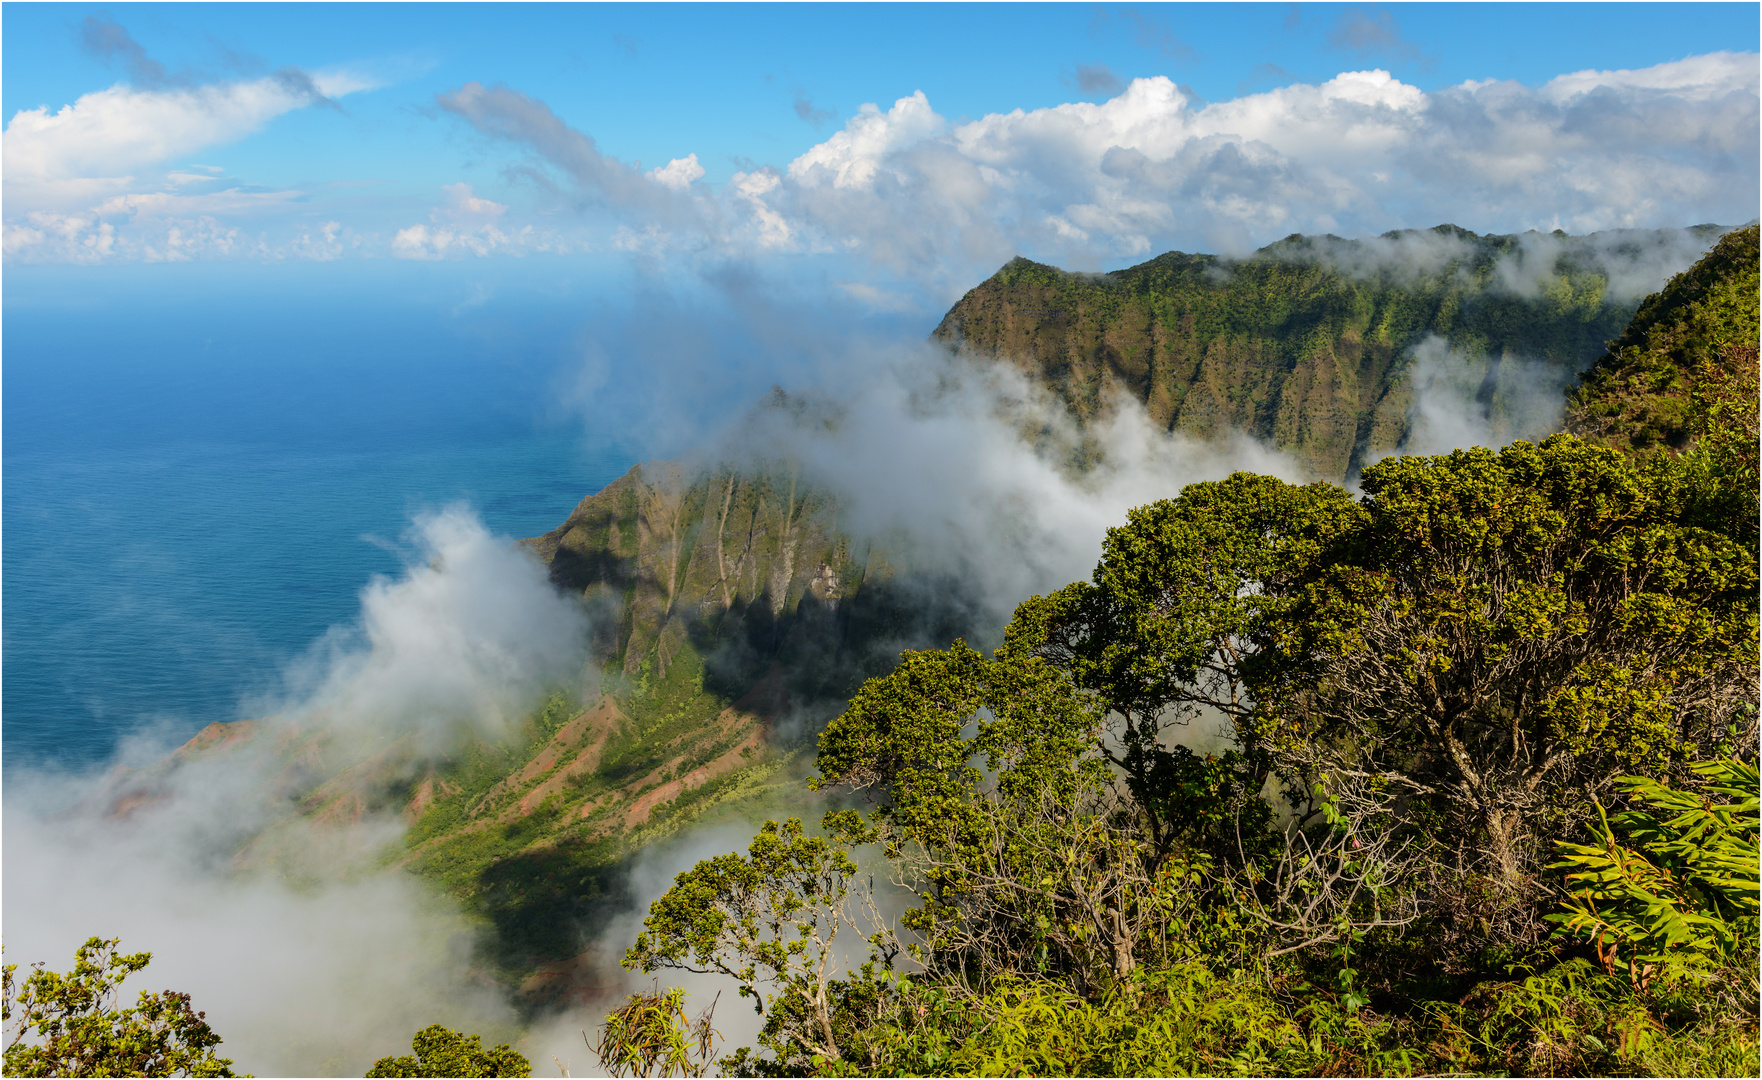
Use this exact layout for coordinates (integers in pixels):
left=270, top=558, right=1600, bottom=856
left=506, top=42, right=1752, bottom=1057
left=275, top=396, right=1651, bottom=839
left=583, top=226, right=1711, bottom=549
left=115, top=224, right=1756, bottom=1004
left=935, top=225, right=1728, bottom=481
left=1568, top=223, right=1761, bottom=455
left=342, top=462, right=964, bottom=977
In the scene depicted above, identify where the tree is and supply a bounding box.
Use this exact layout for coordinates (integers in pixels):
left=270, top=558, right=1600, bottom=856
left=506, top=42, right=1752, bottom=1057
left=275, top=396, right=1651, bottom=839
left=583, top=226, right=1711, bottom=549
left=2, top=936, right=239, bottom=1078
left=622, top=817, right=892, bottom=1070
left=617, top=225, right=1762, bottom=1074
left=365, top=1025, right=529, bottom=1078
left=1271, top=438, right=1756, bottom=885
left=814, top=644, right=1182, bottom=991
left=1010, top=439, right=1756, bottom=900
left=999, top=474, right=1359, bottom=858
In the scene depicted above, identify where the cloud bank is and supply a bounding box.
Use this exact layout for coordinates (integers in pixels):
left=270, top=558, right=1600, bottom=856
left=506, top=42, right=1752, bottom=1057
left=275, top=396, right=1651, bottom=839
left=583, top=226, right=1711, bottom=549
left=414, top=52, right=1757, bottom=289
left=707, top=345, right=1304, bottom=627
left=2, top=61, right=375, bottom=263
left=7, top=51, right=1754, bottom=277
left=2, top=508, right=589, bottom=1075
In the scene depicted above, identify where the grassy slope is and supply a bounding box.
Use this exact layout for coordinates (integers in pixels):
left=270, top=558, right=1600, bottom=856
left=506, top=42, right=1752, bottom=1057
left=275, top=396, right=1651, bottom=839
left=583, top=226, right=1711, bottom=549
left=386, top=456, right=980, bottom=984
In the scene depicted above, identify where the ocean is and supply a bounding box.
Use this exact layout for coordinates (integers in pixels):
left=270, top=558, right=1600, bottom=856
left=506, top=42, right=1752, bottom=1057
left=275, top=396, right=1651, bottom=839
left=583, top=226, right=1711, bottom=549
left=3, top=262, right=639, bottom=773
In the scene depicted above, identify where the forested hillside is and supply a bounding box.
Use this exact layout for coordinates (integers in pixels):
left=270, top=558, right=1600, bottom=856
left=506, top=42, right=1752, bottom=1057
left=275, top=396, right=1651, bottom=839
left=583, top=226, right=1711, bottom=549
left=620, top=226, right=1761, bottom=1076
left=935, top=225, right=1726, bottom=481
left=83, top=226, right=1757, bottom=1076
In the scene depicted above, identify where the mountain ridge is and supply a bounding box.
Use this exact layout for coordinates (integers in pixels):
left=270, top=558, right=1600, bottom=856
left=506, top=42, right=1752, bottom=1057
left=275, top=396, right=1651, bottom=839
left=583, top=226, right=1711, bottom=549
left=98, top=222, right=1755, bottom=1016
left=934, top=223, right=1731, bottom=481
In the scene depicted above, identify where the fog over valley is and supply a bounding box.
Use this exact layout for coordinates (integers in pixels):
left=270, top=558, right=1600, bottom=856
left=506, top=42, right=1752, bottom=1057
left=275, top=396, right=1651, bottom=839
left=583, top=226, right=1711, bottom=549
left=3, top=5, right=1757, bottom=1076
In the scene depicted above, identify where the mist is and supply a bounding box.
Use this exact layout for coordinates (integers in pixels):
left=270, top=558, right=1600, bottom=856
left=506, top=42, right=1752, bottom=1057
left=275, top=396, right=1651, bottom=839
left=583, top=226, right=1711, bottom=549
left=1264, top=223, right=1730, bottom=302
left=2, top=508, right=592, bottom=1075
left=714, top=345, right=1305, bottom=628
left=259, top=505, right=593, bottom=748
left=1394, top=334, right=1578, bottom=460
left=4, top=221, right=1715, bottom=1075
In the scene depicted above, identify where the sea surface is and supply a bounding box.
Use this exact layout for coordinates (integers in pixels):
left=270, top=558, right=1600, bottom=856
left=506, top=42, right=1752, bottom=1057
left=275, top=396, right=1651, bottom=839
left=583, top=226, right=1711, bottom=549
left=3, top=262, right=639, bottom=773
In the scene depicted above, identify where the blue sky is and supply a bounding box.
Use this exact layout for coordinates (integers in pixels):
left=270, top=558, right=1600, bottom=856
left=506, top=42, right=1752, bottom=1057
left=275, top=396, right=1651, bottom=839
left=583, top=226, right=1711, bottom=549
left=3, top=3, right=1757, bottom=300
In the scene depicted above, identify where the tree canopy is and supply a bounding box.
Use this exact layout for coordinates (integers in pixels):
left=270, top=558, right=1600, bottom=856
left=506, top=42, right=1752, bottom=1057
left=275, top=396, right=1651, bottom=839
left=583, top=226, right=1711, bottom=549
left=364, top=1024, right=529, bottom=1078
left=2, top=937, right=239, bottom=1079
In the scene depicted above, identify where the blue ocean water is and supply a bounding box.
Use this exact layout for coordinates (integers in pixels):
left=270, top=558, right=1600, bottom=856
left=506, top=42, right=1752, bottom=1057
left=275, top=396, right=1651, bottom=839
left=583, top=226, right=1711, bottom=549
left=3, top=262, right=638, bottom=772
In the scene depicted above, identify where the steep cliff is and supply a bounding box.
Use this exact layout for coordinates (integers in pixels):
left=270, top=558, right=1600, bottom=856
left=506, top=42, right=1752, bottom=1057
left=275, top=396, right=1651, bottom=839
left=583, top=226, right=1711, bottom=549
left=109, top=224, right=1751, bottom=1002
left=934, top=225, right=1727, bottom=481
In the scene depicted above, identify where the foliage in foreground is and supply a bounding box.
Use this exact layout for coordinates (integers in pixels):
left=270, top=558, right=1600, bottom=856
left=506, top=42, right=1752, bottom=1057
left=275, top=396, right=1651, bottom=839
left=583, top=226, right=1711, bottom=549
left=2, top=937, right=240, bottom=1078
left=593, top=987, right=719, bottom=1078
left=615, top=226, right=1760, bottom=1077
left=1548, top=758, right=1761, bottom=988
left=364, top=1023, right=530, bottom=1078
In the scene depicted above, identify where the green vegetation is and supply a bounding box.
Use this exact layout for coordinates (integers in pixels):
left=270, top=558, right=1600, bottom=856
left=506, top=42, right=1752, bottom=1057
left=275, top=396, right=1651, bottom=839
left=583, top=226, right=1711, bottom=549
left=622, top=228, right=1761, bottom=1076
left=84, top=227, right=1749, bottom=1075
left=1548, top=759, right=1760, bottom=988
left=396, top=651, right=794, bottom=971
left=364, top=1024, right=529, bottom=1078
left=1569, top=224, right=1760, bottom=455
left=939, top=225, right=1728, bottom=481
left=3, top=937, right=240, bottom=1078
left=594, top=987, right=719, bottom=1078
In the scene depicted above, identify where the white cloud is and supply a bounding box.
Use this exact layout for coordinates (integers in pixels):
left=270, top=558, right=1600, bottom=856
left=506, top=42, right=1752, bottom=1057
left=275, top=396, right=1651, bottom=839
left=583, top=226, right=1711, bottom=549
left=788, top=91, right=945, bottom=190
left=753, top=55, right=1756, bottom=279
left=649, top=153, right=705, bottom=191
left=10, top=52, right=1754, bottom=269
left=1, top=505, right=585, bottom=1074
left=4, top=70, right=374, bottom=205
left=428, top=52, right=1753, bottom=292
left=1388, top=334, right=1576, bottom=461
left=389, top=183, right=570, bottom=259
left=290, top=219, right=352, bottom=261
left=715, top=347, right=1303, bottom=624
left=264, top=506, right=590, bottom=742
left=1, top=67, right=375, bottom=262
left=437, top=181, right=507, bottom=219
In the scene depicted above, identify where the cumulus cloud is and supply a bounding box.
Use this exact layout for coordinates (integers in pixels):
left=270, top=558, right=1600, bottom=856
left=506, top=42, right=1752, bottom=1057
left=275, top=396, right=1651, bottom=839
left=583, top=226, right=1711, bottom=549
left=1, top=186, right=321, bottom=262
left=649, top=153, right=706, bottom=191
left=425, top=53, right=1754, bottom=293
left=10, top=51, right=1755, bottom=275
left=263, top=506, right=590, bottom=743
left=388, top=182, right=582, bottom=260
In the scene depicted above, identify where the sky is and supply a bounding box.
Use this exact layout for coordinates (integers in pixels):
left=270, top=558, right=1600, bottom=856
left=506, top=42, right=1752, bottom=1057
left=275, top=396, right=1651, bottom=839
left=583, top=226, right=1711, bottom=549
left=3, top=2, right=1757, bottom=305
left=1, top=8, right=1758, bottom=1070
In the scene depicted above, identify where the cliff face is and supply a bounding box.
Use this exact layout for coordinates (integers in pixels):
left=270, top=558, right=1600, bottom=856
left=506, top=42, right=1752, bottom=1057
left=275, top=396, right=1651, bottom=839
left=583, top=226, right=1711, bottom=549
left=933, top=226, right=1721, bottom=481
left=119, top=225, right=1749, bottom=998
left=526, top=456, right=972, bottom=705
